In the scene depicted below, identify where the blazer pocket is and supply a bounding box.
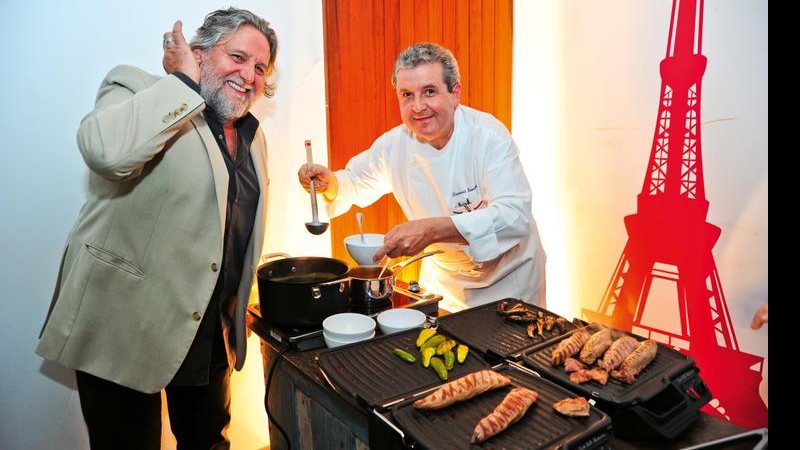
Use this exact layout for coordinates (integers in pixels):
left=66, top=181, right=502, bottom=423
left=84, top=243, right=145, bottom=278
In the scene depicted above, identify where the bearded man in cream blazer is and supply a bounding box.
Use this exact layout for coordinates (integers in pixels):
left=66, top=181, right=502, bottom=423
left=36, top=8, right=276, bottom=449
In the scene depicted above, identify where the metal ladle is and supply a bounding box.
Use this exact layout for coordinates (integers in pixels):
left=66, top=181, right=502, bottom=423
left=304, top=140, right=329, bottom=235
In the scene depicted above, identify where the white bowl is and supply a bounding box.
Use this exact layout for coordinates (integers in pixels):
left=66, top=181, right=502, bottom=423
left=345, top=233, right=385, bottom=267
left=376, top=308, right=427, bottom=335
left=323, top=330, right=376, bottom=348
left=322, top=312, right=376, bottom=341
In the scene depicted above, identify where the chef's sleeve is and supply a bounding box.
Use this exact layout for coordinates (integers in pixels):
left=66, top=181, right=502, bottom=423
left=450, top=138, right=532, bottom=263
left=326, top=140, right=393, bottom=218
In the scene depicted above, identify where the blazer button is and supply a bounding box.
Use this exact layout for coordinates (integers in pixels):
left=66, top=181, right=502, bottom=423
left=211, top=262, right=219, bottom=272
left=192, top=311, right=202, bottom=321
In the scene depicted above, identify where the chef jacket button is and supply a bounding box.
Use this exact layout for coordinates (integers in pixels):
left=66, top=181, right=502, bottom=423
left=211, top=262, right=219, bottom=272
left=192, top=311, right=202, bottom=321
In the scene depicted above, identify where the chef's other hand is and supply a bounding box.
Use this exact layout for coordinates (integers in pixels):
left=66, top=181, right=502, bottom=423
left=297, top=163, right=338, bottom=201
left=750, top=302, right=768, bottom=330
left=162, top=20, right=199, bottom=83
left=374, top=220, right=430, bottom=261
left=374, top=217, right=466, bottom=261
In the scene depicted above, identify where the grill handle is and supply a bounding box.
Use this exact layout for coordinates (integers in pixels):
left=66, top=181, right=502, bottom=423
left=637, top=383, right=689, bottom=421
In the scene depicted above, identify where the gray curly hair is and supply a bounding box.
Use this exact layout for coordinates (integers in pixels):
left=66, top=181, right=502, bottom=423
left=190, top=7, right=278, bottom=98
left=392, top=43, right=460, bottom=93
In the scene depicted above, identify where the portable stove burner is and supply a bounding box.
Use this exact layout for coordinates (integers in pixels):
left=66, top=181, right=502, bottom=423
left=247, top=282, right=442, bottom=351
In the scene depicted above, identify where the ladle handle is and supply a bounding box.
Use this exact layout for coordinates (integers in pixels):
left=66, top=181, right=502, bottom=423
left=356, top=212, right=365, bottom=243
left=391, top=249, right=444, bottom=273
left=305, top=140, right=321, bottom=222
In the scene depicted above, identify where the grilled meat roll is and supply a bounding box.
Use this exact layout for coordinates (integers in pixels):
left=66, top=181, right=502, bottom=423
left=471, top=387, right=539, bottom=444
left=413, top=370, right=511, bottom=410
left=598, top=336, right=639, bottom=371
left=611, top=339, right=658, bottom=384
left=579, top=328, right=614, bottom=365
left=551, top=330, right=590, bottom=366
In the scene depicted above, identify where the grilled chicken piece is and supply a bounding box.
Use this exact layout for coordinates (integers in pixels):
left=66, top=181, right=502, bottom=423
left=498, top=302, right=529, bottom=316
left=471, top=387, right=539, bottom=444
left=545, top=315, right=556, bottom=331
left=569, top=368, right=609, bottom=385
left=579, top=328, right=614, bottom=365
left=526, top=323, right=538, bottom=339
left=598, top=336, right=639, bottom=371
left=497, top=300, right=523, bottom=313
left=507, top=312, right=536, bottom=324
left=555, top=317, right=569, bottom=333
left=413, top=370, right=511, bottom=410
left=563, top=357, right=586, bottom=373
left=611, top=340, right=658, bottom=384
left=551, top=330, right=590, bottom=366
left=553, top=397, right=590, bottom=417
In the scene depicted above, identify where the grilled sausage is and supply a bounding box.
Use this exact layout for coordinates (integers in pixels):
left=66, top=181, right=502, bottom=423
left=611, top=339, right=658, bottom=383
left=551, top=330, right=590, bottom=366
left=412, top=370, right=511, bottom=410
left=579, top=328, right=614, bottom=365
left=471, top=387, right=539, bottom=444
left=598, top=336, right=639, bottom=371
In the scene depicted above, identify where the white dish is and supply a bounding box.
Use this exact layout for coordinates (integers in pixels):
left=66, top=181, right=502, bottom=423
left=323, top=330, right=375, bottom=348
left=376, top=308, right=427, bottom=334
left=322, top=312, right=376, bottom=341
left=345, top=233, right=384, bottom=267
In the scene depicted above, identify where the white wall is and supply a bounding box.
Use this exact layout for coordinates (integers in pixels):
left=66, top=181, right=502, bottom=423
left=0, top=1, right=329, bottom=449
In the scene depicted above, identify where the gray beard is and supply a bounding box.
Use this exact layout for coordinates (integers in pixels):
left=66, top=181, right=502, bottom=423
left=199, top=65, right=251, bottom=122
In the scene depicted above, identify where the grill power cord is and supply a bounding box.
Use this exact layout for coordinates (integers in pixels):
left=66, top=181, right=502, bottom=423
left=265, top=344, right=291, bottom=450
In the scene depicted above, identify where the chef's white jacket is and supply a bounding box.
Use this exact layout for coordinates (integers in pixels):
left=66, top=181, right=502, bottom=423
left=328, top=106, right=546, bottom=311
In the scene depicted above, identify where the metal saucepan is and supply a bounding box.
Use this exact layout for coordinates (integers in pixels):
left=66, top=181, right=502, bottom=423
left=349, top=250, right=442, bottom=305
left=257, top=253, right=350, bottom=327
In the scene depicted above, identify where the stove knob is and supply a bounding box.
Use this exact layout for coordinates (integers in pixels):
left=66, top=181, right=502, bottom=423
left=409, top=280, right=421, bottom=293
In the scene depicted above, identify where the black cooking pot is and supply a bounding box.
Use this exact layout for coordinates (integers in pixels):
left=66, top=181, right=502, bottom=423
left=257, top=255, right=350, bottom=327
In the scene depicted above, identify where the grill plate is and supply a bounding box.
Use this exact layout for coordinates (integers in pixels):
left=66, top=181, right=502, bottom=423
left=392, top=365, right=613, bottom=450
left=318, top=328, right=489, bottom=408
left=521, top=326, right=712, bottom=439
left=521, top=326, right=694, bottom=405
left=438, top=299, right=576, bottom=363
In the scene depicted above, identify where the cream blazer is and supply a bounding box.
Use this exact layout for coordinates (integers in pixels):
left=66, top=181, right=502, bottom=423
left=36, top=65, right=269, bottom=393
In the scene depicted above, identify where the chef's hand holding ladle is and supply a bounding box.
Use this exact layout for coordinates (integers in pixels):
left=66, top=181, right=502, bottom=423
left=303, top=140, right=328, bottom=235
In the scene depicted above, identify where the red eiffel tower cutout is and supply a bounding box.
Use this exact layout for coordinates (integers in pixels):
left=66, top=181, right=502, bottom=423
left=582, top=0, right=767, bottom=429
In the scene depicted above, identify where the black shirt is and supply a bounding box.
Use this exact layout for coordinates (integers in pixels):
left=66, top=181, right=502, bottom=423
left=169, top=73, right=261, bottom=386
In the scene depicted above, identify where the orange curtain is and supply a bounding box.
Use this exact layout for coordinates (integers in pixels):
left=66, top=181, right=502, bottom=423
left=323, top=0, right=513, bottom=280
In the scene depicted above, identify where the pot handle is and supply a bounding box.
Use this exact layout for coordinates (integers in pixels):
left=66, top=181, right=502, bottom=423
left=311, top=278, right=348, bottom=299
left=390, top=249, right=444, bottom=274
left=260, top=252, right=290, bottom=263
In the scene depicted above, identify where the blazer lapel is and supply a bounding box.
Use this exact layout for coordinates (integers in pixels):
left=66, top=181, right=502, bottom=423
left=191, top=117, right=228, bottom=240
left=248, top=140, right=268, bottom=268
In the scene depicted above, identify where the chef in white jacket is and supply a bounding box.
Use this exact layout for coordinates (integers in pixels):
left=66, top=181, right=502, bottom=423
left=299, top=43, right=545, bottom=311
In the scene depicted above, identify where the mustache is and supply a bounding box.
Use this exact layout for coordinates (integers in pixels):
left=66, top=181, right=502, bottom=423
left=225, top=76, right=252, bottom=96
